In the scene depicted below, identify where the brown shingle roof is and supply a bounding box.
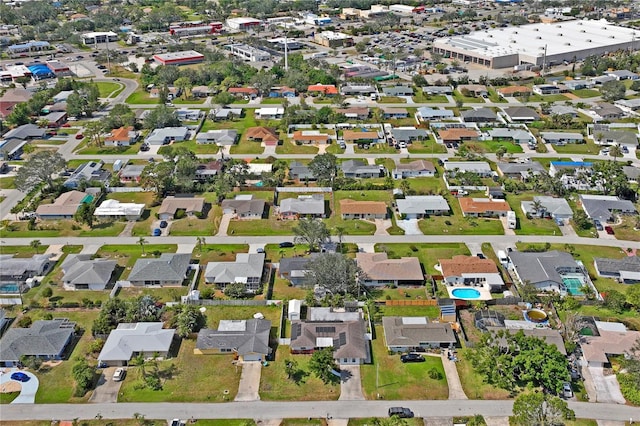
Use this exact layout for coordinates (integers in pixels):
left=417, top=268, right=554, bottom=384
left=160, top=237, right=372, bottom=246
left=356, top=252, right=423, bottom=281
left=438, top=128, right=480, bottom=141
left=105, top=126, right=134, bottom=143
left=158, top=196, right=205, bottom=216
left=580, top=329, right=640, bottom=364
left=459, top=198, right=511, bottom=214
left=339, top=199, right=387, bottom=215
left=246, top=127, right=279, bottom=144
left=292, top=130, right=330, bottom=142
left=439, top=255, right=498, bottom=277
left=228, top=87, right=258, bottom=94
left=343, top=130, right=379, bottom=141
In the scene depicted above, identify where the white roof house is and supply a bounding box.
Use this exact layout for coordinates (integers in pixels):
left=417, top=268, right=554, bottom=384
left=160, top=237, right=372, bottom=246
left=98, top=322, right=175, bottom=366
left=255, top=107, right=284, bottom=119
left=444, top=161, right=493, bottom=176
left=397, top=196, right=450, bottom=219
left=94, top=199, right=145, bottom=220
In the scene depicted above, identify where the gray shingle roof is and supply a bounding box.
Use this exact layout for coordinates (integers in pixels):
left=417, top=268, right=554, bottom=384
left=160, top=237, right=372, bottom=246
left=0, top=319, right=75, bottom=362
left=579, top=195, right=637, bottom=222
left=196, top=319, right=271, bottom=356
left=521, top=196, right=572, bottom=218
left=60, top=254, right=116, bottom=287
left=461, top=108, right=497, bottom=121
left=290, top=319, right=367, bottom=360
left=396, top=195, right=449, bottom=214
left=98, top=322, right=175, bottom=362
left=204, top=253, right=265, bottom=284
left=220, top=198, right=265, bottom=216
left=594, top=256, right=640, bottom=276
left=508, top=250, right=579, bottom=286
left=382, top=316, right=456, bottom=347
left=502, top=106, right=540, bottom=120
left=128, top=253, right=191, bottom=283
left=279, top=195, right=325, bottom=215
left=497, top=161, right=545, bottom=175
left=2, top=124, right=45, bottom=140
left=0, top=254, right=52, bottom=277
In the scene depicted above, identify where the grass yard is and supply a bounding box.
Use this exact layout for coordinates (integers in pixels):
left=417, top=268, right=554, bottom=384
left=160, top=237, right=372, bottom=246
left=349, top=419, right=424, bottom=426
left=96, top=81, right=124, bottom=98
left=229, top=139, right=265, bottom=155
left=455, top=348, right=511, bottom=399
left=125, top=90, right=159, bottom=104
left=412, top=94, right=449, bottom=103
left=271, top=276, right=308, bottom=300
left=464, top=140, right=523, bottom=154
left=169, top=215, right=220, bottom=236
left=0, top=245, right=49, bottom=257
left=227, top=216, right=295, bottom=236
left=572, top=89, right=600, bottom=98
left=361, top=326, right=448, bottom=400
left=0, top=176, right=15, bottom=188
left=118, top=339, right=241, bottom=402
left=0, top=220, right=125, bottom=238
left=354, top=143, right=398, bottom=155
left=0, top=392, right=19, bottom=404
left=374, top=242, right=470, bottom=276
left=528, top=94, right=569, bottom=102
left=178, top=139, right=220, bottom=155
left=505, top=193, right=561, bottom=236
left=326, top=190, right=393, bottom=236
left=553, top=141, right=600, bottom=155
left=453, top=92, right=484, bottom=104
left=276, top=141, right=319, bottom=155
left=419, top=215, right=504, bottom=236
left=173, top=97, right=206, bottom=104
left=326, top=143, right=345, bottom=154
left=96, top=244, right=177, bottom=280
left=259, top=346, right=340, bottom=401
left=407, top=138, right=447, bottom=154
left=202, top=304, right=281, bottom=329
left=379, top=96, right=406, bottom=103
left=611, top=215, right=640, bottom=241
left=402, top=176, right=447, bottom=195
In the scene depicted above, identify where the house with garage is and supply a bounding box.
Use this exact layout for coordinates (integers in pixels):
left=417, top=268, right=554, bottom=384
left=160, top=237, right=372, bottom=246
left=97, top=322, right=175, bottom=367
left=458, top=84, right=487, bottom=97
left=288, top=161, right=315, bottom=181
left=382, top=317, right=456, bottom=352
left=486, top=127, right=535, bottom=145
left=438, top=255, right=504, bottom=291
left=195, top=160, right=223, bottom=182
left=292, top=130, right=330, bottom=145
left=607, top=70, right=638, bottom=80
left=279, top=194, right=326, bottom=219
left=461, top=108, right=498, bottom=123
left=36, top=190, right=94, bottom=220
left=444, top=161, right=493, bottom=177
left=336, top=107, right=369, bottom=120
left=341, top=160, right=384, bottom=178
left=459, top=198, right=512, bottom=218
left=437, top=127, right=480, bottom=144
left=381, top=107, right=409, bottom=119
left=339, top=199, right=387, bottom=220
left=392, top=160, right=435, bottom=179
left=119, top=164, right=145, bottom=183
left=212, top=108, right=244, bottom=120
left=540, top=132, right=584, bottom=145
left=549, top=161, right=592, bottom=178
left=341, top=84, right=376, bottom=96
left=623, top=166, right=640, bottom=183
left=196, top=129, right=238, bottom=146
left=508, top=250, right=585, bottom=294
left=60, top=254, right=117, bottom=291
left=416, top=107, right=455, bottom=121
left=307, top=84, right=338, bottom=97
left=501, top=106, right=540, bottom=122
left=422, top=86, right=453, bottom=95
left=342, top=130, right=382, bottom=145
left=0, top=254, right=53, bottom=287
left=389, top=127, right=428, bottom=145
left=590, top=102, right=624, bottom=120
left=614, top=98, right=640, bottom=112
left=396, top=195, right=450, bottom=218
left=269, top=86, right=296, bottom=98
left=94, top=199, right=145, bottom=221
left=580, top=321, right=640, bottom=368
left=246, top=127, right=279, bottom=146
left=356, top=252, right=424, bottom=287
left=496, top=161, right=545, bottom=181
left=158, top=196, right=205, bottom=220
left=204, top=253, right=265, bottom=293
left=521, top=196, right=573, bottom=221
left=221, top=194, right=265, bottom=219
left=594, top=130, right=638, bottom=147
left=194, top=318, right=271, bottom=362
left=104, top=126, right=138, bottom=147
left=228, top=87, right=258, bottom=99
left=549, top=105, right=578, bottom=117
left=579, top=194, right=637, bottom=223
left=255, top=107, right=285, bottom=120
left=128, top=253, right=191, bottom=287
left=0, top=318, right=76, bottom=367
left=382, top=85, right=414, bottom=96
left=532, top=84, right=562, bottom=95
left=497, top=85, right=531, bottom=98
left=63, top=161, right=111, bottom=189
left=594, top=256, right=640, bottom=284
left=145, top=127, right=189, bottom=145
left=279, top=255, right=319, bottom=286
left=175, top=108, right=203, bottom=121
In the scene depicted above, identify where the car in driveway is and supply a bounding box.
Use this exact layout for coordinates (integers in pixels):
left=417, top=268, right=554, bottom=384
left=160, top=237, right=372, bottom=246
left=388, top=407, right=414, bottom=418
left=279, top=242, right=294, bottom=248
left=401, top=353, right=424, bottom=363
left=75, top=133, right=84, bottom=139
left=113, top=368, right=125, bottom=382
left=562, top=382, right=573, bottom=398
left=152, top=228, right=162, bottom=236
left=604, top=226, right=614, bottom=235
left=159, top=220, right=168, bottom=229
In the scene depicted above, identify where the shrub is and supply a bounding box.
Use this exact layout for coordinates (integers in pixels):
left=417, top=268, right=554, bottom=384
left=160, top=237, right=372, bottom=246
left=41, top=287, right=53, bottom=298
left=175, top=209, right=186, bottom=219
left=428, top=367, right=444, bottom=380
left=17, top=315, right=32, bottom=328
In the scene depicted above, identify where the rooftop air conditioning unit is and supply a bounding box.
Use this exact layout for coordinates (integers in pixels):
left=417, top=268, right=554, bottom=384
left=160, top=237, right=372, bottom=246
left=565, top=42, right=571, bottom=45
left=558, top=33, right=563, bottom=36
left=536, top=36, right=542, bottom=39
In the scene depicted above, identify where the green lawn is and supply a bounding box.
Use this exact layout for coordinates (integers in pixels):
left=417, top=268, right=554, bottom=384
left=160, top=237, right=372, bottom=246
left=178, top=139, right=220, bottom=154
left=504, top=193, right=561, bottom=236
left=0, top=220, right=125, bottom=238
left=455, top=348, right=511, bottom=400
left=528, top=94, right=569, bottom=102
left=464, top=140, right=523, bottom=154
left=229, top=140, right=264, bottom=155
left=407, top=138, right=447, bottom=154
left=453, top=92, right=484, bottom=104
left=125, top=90, right=159, bottom=104
left=361, top=326, right=448, bottom=400
left=611, top=216, right=640, bottom=242
left=553, top=141, right=600, bottom=155
left=572, top=89, right=600, bottom=98
left=173, top=97, right=206, bottom=104
left=0, top=176, right=16, bottom=189
left=0, top=392, right=19, bottom=404
left=259, top=346, right=340, bottom=401
left=96, top=81, right=124, bottom=98
left=169, top=207, right=221, bottom=236
left=379, top=96, right=406, bottom=103
left=0, top=245, right=49, bottom=257
left=419, top=215, right=504, bottom=236
left=402, top=176, right=447, bottom=195
left=227, top=216, right=295, bottom=236
left=276, top=141, right=319, bottom=155
left=76, top=142, right=141, bottom=156
left=374, top=243, right=470, bottom=276
left=412, top=94, right=449, bottom=103
left=96, top=244, right=177, bottom=280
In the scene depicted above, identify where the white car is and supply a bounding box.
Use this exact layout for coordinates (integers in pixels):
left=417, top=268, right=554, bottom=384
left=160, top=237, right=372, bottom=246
left=112, top=368, right=125, bottom=381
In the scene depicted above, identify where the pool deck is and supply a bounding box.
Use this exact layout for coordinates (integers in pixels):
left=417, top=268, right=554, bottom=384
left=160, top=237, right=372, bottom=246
left=446, top=285, right=493, bottom=301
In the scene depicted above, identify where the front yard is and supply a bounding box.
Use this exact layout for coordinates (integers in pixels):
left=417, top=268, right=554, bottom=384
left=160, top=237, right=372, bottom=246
left=504, top=193, right=562, bottom=236
left=373, top=242, right=470, bottom=275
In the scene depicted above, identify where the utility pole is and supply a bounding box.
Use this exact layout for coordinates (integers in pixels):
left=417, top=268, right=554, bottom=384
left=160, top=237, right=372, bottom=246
left=284, top=21, right=289, bottom=72
left=541, top=44, right=547, bottom=77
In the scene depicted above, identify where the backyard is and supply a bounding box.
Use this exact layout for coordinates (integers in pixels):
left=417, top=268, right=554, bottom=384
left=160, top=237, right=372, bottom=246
left=373, top=243, right=471, bottom=276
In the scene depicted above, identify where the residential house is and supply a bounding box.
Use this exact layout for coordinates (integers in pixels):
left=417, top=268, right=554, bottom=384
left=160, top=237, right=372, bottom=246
left=307, top=84, right=338, bottom=96
left=246, top=127, right=279, bottom=146
left=444, top=161, right=493, bottom=177
left=591, top=102, right=624, bottom=120
left=532, top=84, right=562, bottom=95
left=508, top=250, right=585, bottom=293
left=335, top=107, right=369, bottom=120
left=461, top=108, right=498, bottom=123
left=0, top=138, right=28, bottom=160
left=540, top=132, right=584, bottom=145
left=422, top=86, right=453, bottom=95
left=269, top=86, right=296, bottom=98
left=382, top=317, right=456, bottom=352
left=150, top=86, right=179, bottom=99
left=245, top=163, right=273, bottom=175
left=0, top=254, right=53, bottom=286
left=63, top=161, right=110, bottom=189
left=356, top=252, right=424, bottom=286
left=549, top=161, right=592, bottom=177
left=288, top=161, right=315, bottom=181
left=194, top=319, right=271, bottom=362
left=496, top=161, right=546, bottom=181
left=614, top=98, right=640, bottom=111
left=204, top=253, right=265, bottom=293
left=623, top=166, right=640, bottom=183
left=381, top=107, right=409, bottom=119
left=549, top=105, right=578, bottom=117
left=392, top=160, right=435, bottom=179
left=279, top=195, right=326, bottom=219
left=439, top=255, right=504, bottom=291
left=521, top=196, right=573, bottom=220
left=594, top=130, right=638, bottom=147
left=119, top=164, right=145, bottom=183
left=0, top=88, right=32, bottom=119
left=0, top=319, right=75, bottom=367
left=41, top=111, right=67, bottom=127
left=580, top=322, right=640, bottom=368
left=227, top=87, right=258, bottom=99
left=502, top=106, right=540, bottom=122
left=342, top=130, right=382, bottom=145
left=60, top=254, right=117, bottom=291
left=497, top=86, right=531, bottom=98
left=341, top=84, right=376, bottom=96
left=416, top=107, right=455, bottom=121
left=158, top=196, right=205, bottom=220
left=104, top=126, right=138, bottom=147
left=579, top=194, right=637, bottom=223
left=594, top=256, right=640, bottom=284
left=195, top=160, right=223, bottom=182
left=487, top=128, right=535, bottom=145
left=340, top=199, right=387, bottom=219
left=36, top=190, right=93, bottom=220
left=563, top=80, right=595, bottom=91
left=128, top=253, right=191, bottom=287
left=195, top=130, right=238, bottom=146
left=341, top=160, right=384, bottom=178
left=591, top=75, right=616, bottom=85
left=94, top=199, right=145, bottom=221
left=192, top=85, right=216, bottom=97
left=255, top=107, right=284, bottom=120
left=279, top=256, right=317, bottom=286
left=438, top=128, right=480, bottom=143
left=606, top=70, right=638, bottom=80
left=396, top=195, right=449, bottom=218
left=221, top=195, right=265, bottom=219
left=459, top=198, right=512, bottom=218
left=292, top=130, right=330, bottom=145
left=145, top=127, right=189, bottom=145
left=457, top=84, right=488, bottom=97
left=212, top=108, right=244, bottom=120
left=98, top=322, right=175, bottom=367
left=389, top=127, right=428, bottom=145
left=382, top=85, right=414, bottom=96
left=0, top=124, right=43, bottom=144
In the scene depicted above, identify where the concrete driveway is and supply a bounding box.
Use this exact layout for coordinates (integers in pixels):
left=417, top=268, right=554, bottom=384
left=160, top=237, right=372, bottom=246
left=439, top=354, right=467, bottom=400
left=586, top=366, right=625, bottom=404
left=338, top=365, right=364, bottom=401
left=0, top=368, right=39, bottom=404
left=396, top=218, right=422, bottom=235
left=89, top=367, right=123, bottom=403
left=235, top=362, right=262, bottom=402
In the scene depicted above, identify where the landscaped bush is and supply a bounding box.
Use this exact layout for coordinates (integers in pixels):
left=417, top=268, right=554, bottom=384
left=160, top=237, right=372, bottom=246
left=617, top=373, right=640, bottom=405
left=175, top=209, right=186, bottom=219
left=17, top=315, right=32, bottom=328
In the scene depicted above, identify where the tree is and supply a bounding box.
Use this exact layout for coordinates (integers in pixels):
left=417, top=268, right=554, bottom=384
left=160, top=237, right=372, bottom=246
left=213, top=92, right=236, bottom=107
left=609, top=145, right=623, bottom=162
left=14, top=150, right=66, bottom=192
left=72, top=357, right=96, bottom=396
left=285, top=358, right=299, bottom=380
left=604, top=289, right=627, bottom=313
left=173, top=305, right=206, bottom=338
left=308, top=153, right=337, bottom=185
left=304, top=253, right=361, bottom=297
left=30, top=239, right=42, bottom=254
left=495, top=146, right=506, bottom=161
left=19, top=355, right=42, bottom=371
left=138, top=237, right=147, bottom=254
left=626, top=284, right=640, bottom=311
left=224, top=282, right=247, bottom=298
left=631, top=80, right=640, bottom=92
left=102, top=104, right=135, bottom=130
left=41, top=286, right=53, bottom=298
left=293, top=218, right=330, bottom=252
left=6, top=102, right=31, bottom=126
left=512, top=392, right=574, bottom=426
left=308, top=347, right=339, bottom=384
left=140, top=161, right=175, bottom=197
left=143, top=104, right=180, bottom=130
left=600, top=80, right=626, bottom=102
left=74, top=202, right=95, bottom=228
left=572, top=210, right=592, bottom=231
left=173, top=76, right=192, bottom=100
left=196, top=237, right=206, bottom=253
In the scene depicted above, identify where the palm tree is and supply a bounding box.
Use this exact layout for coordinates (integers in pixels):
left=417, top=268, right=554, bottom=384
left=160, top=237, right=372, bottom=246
left=334, top=226, right=345, bottom=252
left=138, top=237, right=147, bottom=255
left=609, top=145, right=623, bottom=162
left=196, top=237, right=205, bottom=253
left=531, top=199, right=544, bottom=218
left=30, top=239, right=42, bottom=254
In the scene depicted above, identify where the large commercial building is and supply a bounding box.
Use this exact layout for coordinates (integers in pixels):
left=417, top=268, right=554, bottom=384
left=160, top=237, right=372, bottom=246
left=81, top=31, right=118, bottom=45
left=313, top=31, right=354, bottom=48
left=433, top=19, right=640, bottom=69
left=226, top=44, right=270, bottom=62
left=153, top=50, right=205, bottom=66
left=226, top=17, right=262, bottom=30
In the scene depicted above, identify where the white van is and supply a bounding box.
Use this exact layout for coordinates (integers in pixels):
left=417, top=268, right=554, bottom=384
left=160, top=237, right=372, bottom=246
left=497, top=250, right=508, bottom=268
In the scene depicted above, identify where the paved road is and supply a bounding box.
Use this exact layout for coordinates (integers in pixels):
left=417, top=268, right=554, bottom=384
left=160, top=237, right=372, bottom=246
left=1, top=400, right=639, bottom=422
left=0, top=189, right=25, bottom=221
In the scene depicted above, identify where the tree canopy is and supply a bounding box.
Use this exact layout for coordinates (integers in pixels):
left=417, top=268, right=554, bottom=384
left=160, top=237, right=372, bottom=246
left=304, top=253, right=361, bottom=297
left=512, top=392, right=574, bottom=426
left=92, top=296, right=162, bottom=336
left=308, top=347, right=340, bottom=384
left=293, top=218, right=330, bottom=252
left=308, top=153, right=338, bottom=186
left=14, top=150, right=66, bottom=193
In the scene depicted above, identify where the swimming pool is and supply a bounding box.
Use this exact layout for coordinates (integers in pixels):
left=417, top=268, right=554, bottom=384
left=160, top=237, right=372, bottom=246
left=254, top=181, right=264, bottom=187
left=0, top=284, right=20, bottom=294
left=451, top=288, right=481, bottom=300
left=563, top=277, right=585, bottom=296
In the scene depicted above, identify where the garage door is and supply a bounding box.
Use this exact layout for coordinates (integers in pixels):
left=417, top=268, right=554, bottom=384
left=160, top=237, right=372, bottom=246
left=243, top=354, right=263, bottom=362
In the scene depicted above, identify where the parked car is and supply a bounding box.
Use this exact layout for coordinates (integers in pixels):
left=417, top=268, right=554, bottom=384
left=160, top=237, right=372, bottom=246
left=152, top=228, right=162, bottom=236
left=140, top=144, right=150, bottom=152
left=159, top=220, right=168, bottom=229
left=388, top=407, right=414, bottom=418
left=279, top=242, right=294, bottom=248
left=562, top=382, right=573, bottom=398
left=75, top=133, right=84, bottom=139
left=401, top=353, right=425, bottom=363
left=113, top=368, right=125, bottom=382
left=604, top=226, right=614, bottom=235
left=594, top=220, right=603, bottom=231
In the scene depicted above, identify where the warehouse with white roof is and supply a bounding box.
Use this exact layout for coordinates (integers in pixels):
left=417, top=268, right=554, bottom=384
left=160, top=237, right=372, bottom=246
left=433, top=19, right=640, bottom=69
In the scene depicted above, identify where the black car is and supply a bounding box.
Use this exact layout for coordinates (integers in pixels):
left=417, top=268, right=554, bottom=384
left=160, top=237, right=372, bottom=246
left=159, top=220, right=168, bottom=229
left=401, top=353, right=425, bottom=363
left=279, top=242, right=294, bottom=248
left=388, top=407, right=414, bottom=418
left=140, top=144, right=150, bottom=152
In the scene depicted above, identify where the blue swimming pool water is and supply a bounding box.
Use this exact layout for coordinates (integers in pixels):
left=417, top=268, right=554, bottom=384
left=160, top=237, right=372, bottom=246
left=254, top=181, right=264, bottom=187
left=0, top=284, right=19, bottom=293
left=451, top=288, right=481, bottom=299
left=563, top=277, right=585, bottom=296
